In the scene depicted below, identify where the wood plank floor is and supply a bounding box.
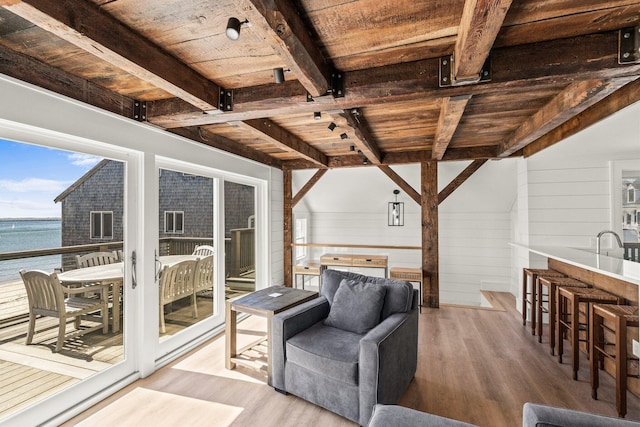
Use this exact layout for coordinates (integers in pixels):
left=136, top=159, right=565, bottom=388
left=62, top=291, right=640, bottom=427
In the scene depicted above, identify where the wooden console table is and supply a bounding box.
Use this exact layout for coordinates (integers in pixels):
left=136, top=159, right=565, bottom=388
left=320, top=253, right=388, bottom=277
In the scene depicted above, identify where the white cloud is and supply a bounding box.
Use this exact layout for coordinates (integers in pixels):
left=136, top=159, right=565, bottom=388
left=0, top=197, right=61, bottom=218
left=0, top=178, right=70, bottom=193
left=67, top=153, right=102, bottom=168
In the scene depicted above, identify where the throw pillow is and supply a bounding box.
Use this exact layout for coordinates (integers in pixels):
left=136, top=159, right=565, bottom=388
left=324, top=278, right=387, bottom=334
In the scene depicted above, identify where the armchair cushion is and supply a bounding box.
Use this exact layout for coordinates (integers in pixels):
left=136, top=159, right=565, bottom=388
left=286, top=321, right=362, bottom=385
left=324, top=278, right=387, bottom=334
left=322, top=269, right=413, bottom=320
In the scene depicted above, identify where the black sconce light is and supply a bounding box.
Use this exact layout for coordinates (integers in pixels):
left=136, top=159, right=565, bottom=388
left=226, top=17, right=249, bottom=41
left=388, top=189, right=404, bottom=226
left=328, top=122, right=337, bottom=131
left=314, top=112, right=322, bottom=120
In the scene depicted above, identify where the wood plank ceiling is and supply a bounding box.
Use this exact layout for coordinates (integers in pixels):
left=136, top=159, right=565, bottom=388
left=0, top=0, right=639, bottom=170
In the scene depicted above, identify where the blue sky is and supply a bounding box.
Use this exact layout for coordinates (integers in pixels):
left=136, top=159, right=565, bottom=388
left=0, top=139, right=102, bottom=218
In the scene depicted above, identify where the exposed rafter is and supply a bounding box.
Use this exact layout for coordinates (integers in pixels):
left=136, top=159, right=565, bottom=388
left=524, top=77, right=640, bottom=158
left=378, top=165, right=421, bottom=205
left=438, top=159, right=488, bottom=204
left=292, top=169, right=327, bottom=207
left=146, top=31, right=640, bottom=128
left=498, top=79, right=626, bottom=157
left=432, top=95, right=472, bottom=160
left=239, top=119, right=328, bottom=167
left=2, top=0, right=222, bottom=111
left=453, top=0, right=513, bottom=83
left=339, top=109, right=382, bottom=165
left=245, top=0, right=332, bottom=97
left=169, top=127, right=283, bottom=169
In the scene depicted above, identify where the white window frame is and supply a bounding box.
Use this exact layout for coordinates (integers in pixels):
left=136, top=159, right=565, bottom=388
left=90, top=210, right=114, bottom=239
left=164, top=210, right=184, bottom=234
left=295, top=217, right=308, bottom=261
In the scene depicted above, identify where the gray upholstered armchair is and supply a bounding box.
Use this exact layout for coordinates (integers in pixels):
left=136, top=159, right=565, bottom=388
left=271, top=269, right=419, bottom=426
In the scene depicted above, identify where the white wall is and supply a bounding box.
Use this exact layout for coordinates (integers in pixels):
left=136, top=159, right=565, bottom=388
left=511, top=101, right=640, bottom=311
left=293, top=160, right=518, bottom=306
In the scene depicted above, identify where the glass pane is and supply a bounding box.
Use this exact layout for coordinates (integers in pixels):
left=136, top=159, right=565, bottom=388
left=224, top=181, right=256, bottom=296
left=103, top=212, right=113, bottom=238
left=0, top=139, right=125, bottom=420
left=158, top=169, right=215, bottom=339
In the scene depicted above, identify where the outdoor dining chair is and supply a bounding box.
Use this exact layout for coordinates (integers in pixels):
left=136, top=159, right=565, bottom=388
left=19, top=269, right=109, bottom=352
left=75, top=251, right=119, bottom=269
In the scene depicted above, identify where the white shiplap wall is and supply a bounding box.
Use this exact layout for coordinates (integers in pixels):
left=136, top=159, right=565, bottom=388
left=295, top=161, right=517, bottom=306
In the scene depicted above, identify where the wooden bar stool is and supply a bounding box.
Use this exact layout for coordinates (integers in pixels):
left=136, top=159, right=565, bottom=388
left=557, top=287, right=622, bottom=380
left=537, top=276, right=590, bottom=354
left=590, top=304, right=639, bottom=418
left=522, top=268, right=564, bottom=335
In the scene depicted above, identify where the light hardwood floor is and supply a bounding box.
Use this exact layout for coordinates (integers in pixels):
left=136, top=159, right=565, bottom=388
left=63, top=292, right=640, bottom=426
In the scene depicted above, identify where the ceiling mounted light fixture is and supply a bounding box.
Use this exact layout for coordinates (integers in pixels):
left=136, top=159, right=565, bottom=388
left=340, top=133, right=348, bottom=140
left=226, top=17, right=248, bottom=41
left=273, top=67, right=285, bottom=84
left=314, top=112, right=321, bottom=120
left=388, top=189, right=404, bottom=226
left=328, top=122, right=337, bottom=131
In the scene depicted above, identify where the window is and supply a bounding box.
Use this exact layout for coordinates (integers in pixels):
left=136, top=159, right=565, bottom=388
left=90, top=211, right=113, bottom=239
left=295, top=217, right=307, bottom=261
left=165, top=211, right=184, bottom=234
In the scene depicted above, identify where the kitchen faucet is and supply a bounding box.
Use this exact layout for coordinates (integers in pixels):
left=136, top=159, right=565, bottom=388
left=596, top=230, right=623, bottom=255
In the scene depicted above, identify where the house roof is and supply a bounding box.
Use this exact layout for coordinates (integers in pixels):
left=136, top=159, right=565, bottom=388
left=54, top=159, right=109, bottom=203
left=1, top=1, right=639, bottom=170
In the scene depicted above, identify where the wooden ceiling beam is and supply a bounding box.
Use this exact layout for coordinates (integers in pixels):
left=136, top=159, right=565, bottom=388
left=292, top=169, right=327, bottom=207
left=498, top=78, right=629, bottom=157
left=438, top=159, right=488, bottom=204
left=146, top=31, right=640, bottom=128
left=239, top=119, right=328, bottom=167
left=432, top=95, right=472, bottom=160
left=2, top=0, right=222, bottom=111
left=339, top=109, right=383, bottom=165
left=245, top=0, right=331, bottom=97
left=378, top=165, right=421, bottom=205
left=524, top=77, right=640, bottom=158
left=453, top=0, right=513, bottom=83
left=169, top=127, right=282, bottom=169
left=0, top=43, right=135, bottom=118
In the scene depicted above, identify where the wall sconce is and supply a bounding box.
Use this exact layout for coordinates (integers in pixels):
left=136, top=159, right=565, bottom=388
left=388, top=189, right=404, bottom=226
left=226, top=17, right=249, bottom=41
left=328, top=122, right=337, bottom=131
left=314, top=112, right=321, bottom=120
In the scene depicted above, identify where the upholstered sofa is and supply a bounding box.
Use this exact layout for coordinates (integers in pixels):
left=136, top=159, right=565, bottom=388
left=271, top=269, right=419, bottom=426
left=366, top=403, right=640, bottom=426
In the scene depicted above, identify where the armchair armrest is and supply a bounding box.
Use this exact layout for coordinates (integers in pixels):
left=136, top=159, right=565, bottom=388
left=359, top=297, right=418, bottom=425
left=271, top=296, right=330, bottom=390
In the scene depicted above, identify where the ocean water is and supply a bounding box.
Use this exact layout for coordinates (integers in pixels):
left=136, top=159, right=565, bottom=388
left=0, top=219, right=61, bottom=284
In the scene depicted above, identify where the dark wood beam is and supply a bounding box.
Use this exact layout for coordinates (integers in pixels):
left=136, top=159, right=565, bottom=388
left=168, top=127, right=282, bottom=169
left=498, top=79, right=625, bottom=157
left=0, top=43, right=135, bottom=118
left=339, top=109, right=383, bottom=165
left=146, top=31, right=640, bottom=128
left=432, top=95, right=472, bottom=160
left=2, top=0, right=221, bottom=111
left=245, top=0, right=331, bottom=97
left=292, top=169, right=327, bottom=207
left=453, top=0, right=513, bottom=82
left=438, top=159, right=488, bottom=204
left=239, top=119, right=328, bottom=167
left=377, top=165, right=421, bottom=205
left=421, top=161, right=439, bottom=308
left=524, top=77, right=640, bottom=158
left=283, top=168, right=293, bottom=287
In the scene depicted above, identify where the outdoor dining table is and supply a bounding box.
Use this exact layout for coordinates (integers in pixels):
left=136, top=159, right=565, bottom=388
left=56, top=254, right=201, bottom=333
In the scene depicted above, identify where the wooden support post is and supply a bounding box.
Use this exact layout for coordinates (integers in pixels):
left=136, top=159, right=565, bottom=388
left=421, top=161, right=439, bottom=308
left=283, top=169, right=293, bottom=287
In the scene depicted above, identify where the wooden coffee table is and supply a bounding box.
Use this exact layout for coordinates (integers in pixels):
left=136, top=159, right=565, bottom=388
left=225, top=285, right=317, bottom=385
